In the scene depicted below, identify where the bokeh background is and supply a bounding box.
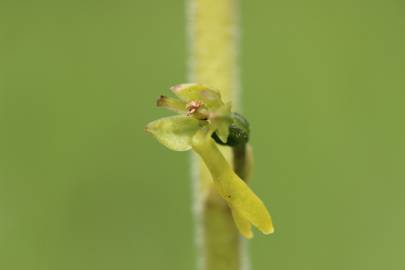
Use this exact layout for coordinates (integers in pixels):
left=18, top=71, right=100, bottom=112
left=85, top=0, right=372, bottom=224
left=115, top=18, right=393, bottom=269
left=1, top=1, right=405, bottom=269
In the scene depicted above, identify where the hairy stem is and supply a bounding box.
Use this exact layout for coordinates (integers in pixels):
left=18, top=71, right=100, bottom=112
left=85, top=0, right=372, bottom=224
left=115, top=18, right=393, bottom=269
left=187, top=0, right=248, bottom=270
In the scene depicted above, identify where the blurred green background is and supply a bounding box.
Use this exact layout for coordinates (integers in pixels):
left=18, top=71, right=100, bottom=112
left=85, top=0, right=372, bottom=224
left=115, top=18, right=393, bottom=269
left=1, top=0, right=404, bottom=269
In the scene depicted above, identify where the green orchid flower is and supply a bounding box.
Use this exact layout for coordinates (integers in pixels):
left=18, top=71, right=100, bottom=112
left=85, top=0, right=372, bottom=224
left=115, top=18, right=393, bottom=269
left=145, top=83, right=274, bottom=238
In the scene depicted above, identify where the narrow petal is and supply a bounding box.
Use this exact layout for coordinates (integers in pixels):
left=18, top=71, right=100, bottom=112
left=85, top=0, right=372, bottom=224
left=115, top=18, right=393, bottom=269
left=210, top=102, right=233, bottom=143
left=156, top=95, right=187, bottom=113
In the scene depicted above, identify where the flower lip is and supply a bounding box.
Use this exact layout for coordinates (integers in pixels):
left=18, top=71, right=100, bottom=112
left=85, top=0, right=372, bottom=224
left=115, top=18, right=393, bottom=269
left=191, top=127, right=274, bottom=238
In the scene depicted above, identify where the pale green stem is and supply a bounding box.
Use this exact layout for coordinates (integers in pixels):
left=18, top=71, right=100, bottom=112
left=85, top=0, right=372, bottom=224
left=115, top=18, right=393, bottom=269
left=187, top=0, right=248, bottom=270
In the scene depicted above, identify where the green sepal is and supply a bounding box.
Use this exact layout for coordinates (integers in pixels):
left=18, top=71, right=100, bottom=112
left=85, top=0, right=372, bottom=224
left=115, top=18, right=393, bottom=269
left=170, top=83, right=224, bottom=109
left=145, top=115, right=207, bottom=151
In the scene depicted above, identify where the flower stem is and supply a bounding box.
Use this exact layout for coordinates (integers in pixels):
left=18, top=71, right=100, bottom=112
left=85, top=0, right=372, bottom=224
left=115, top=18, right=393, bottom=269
left=187, top=0, right=248, bottom=270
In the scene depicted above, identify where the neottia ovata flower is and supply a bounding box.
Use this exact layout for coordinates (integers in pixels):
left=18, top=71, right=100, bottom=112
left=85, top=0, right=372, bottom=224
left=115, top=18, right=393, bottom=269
left=145, top=83, right=274, bottom=238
